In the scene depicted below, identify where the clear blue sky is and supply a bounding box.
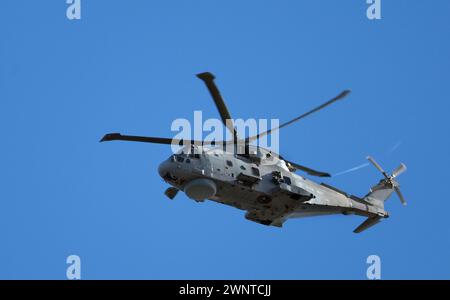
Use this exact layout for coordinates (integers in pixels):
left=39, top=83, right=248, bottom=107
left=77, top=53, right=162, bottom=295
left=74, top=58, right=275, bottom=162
left=1, top=0, right=449, bottom=279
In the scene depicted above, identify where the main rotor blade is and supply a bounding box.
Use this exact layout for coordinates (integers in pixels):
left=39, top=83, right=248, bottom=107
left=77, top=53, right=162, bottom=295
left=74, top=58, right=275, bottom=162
left=197, top=72, right=237, bottom=139
left=366, top=156, right=389, bottom=178
left=245, top=90, right=351, bottom=143
left=100, top=133, right=206, bottom=145
left=282, top=157, right=331, bottom=177
left=394, top=186, right=407, bottom=206
left=392, top=163, right=407, bottom=178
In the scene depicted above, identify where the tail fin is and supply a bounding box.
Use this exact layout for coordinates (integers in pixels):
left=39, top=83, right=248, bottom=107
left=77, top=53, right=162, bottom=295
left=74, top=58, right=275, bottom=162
left=363, top=179, right=396, bottom=210
left=353, top=156, right=407, bottom=233
left=364, top=156, right=407, bottom=209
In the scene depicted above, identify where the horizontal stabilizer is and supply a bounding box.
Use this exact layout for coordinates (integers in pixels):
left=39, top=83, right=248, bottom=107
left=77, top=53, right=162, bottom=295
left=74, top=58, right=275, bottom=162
left=353, top=216, right=382, bottom=233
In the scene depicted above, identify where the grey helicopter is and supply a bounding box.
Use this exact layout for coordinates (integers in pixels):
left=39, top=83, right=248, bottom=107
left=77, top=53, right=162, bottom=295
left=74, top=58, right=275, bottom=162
left=101, top=72, right=407, bottom=233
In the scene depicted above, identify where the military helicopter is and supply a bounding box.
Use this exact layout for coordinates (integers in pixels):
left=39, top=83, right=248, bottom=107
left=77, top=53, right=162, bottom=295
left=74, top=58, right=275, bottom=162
left=101, top=72, right=407, bottom=233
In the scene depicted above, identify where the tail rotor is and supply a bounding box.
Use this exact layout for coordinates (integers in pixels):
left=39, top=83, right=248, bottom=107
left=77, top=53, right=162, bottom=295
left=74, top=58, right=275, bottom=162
left=366, top=156, right=408, bottom=206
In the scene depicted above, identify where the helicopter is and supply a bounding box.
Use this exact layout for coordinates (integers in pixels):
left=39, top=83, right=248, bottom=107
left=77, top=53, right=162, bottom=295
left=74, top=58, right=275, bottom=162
left=100, top=72, right=407, bottom=233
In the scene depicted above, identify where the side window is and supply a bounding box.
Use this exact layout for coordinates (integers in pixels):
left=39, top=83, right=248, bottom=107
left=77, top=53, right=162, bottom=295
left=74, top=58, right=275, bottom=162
left=226, top=160, right=233, bottom=167
left=185, top=159, right=191, bottom=163
left=251, top=167, right=260, bottom=177
left=176, top=155, right=184, bottom=163
left=283, top=176, right=292, bottom=185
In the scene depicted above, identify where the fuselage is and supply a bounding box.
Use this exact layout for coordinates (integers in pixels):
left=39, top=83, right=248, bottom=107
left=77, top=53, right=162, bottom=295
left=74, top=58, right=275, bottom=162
left=158, top=145, right=385, bottom=227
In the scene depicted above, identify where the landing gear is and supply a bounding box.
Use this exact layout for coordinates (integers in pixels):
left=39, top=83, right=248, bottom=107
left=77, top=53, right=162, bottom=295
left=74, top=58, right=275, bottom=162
left=164, top=187, right=179, bottom=200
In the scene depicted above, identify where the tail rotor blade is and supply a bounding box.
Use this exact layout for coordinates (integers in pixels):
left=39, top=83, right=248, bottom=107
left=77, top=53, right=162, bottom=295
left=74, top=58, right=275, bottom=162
left=392, top=163, right=407, bottom=178
left=366, top=156, right=388, bottom=178
left=394, top=186, right=407, bottom=206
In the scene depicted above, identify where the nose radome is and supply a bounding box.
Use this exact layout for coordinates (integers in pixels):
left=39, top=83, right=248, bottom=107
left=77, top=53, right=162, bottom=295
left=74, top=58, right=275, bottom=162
left=158, top=160, right=171, bottom=178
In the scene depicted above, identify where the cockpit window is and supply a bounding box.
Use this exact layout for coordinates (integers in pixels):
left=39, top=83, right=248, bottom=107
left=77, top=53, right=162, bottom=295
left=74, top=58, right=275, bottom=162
left=226, top=160, right=233, bottom=167
left=283, top=176, right=292, bottom=185
left=251, top=167, right=260, bottom=176
left=176, top=155, right=184, bottom=163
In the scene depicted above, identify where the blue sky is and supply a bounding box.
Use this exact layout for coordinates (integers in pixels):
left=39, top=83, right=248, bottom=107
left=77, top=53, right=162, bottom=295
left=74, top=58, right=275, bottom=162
left=1, top=0, right=449, bottom=279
